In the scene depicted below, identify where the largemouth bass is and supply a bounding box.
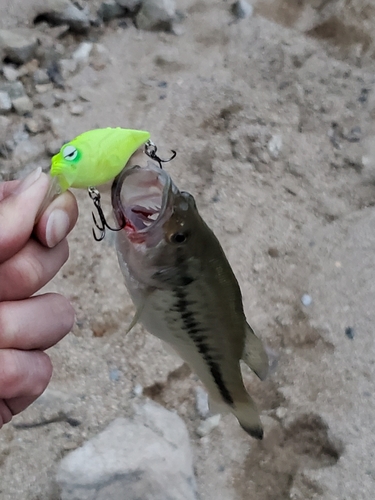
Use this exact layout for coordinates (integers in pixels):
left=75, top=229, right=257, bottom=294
left=111, top=156, right=269, bottom=439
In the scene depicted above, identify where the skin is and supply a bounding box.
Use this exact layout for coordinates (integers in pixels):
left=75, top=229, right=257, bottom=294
left=0, top=170, right=78, bottom=429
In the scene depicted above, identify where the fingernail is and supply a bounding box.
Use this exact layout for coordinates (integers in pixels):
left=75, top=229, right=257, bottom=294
left=14, top=167, right=42, bottom=195
left=45, top=209, right=70, bottom=248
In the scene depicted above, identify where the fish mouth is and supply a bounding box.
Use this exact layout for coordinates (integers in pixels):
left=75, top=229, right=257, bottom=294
left=111, top=161, right=176, bottom=242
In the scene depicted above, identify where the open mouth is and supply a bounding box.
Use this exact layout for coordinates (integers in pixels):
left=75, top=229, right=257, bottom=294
left=112, top=164, right=171, bottom=233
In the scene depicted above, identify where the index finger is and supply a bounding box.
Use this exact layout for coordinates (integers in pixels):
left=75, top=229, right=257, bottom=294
left=0, top=169, right=49, bottom=264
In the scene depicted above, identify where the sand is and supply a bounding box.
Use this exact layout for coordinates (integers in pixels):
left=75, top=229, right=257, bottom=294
left=0, top=0, right=374, bottom=498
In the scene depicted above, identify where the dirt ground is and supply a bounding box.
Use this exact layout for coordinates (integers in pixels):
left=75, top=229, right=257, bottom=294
left=0, top=0, right=375, bottom=498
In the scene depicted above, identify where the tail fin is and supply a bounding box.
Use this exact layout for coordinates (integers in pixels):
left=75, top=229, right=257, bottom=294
left=232, top=396, right=264, bottom=440
left=242, top=323, right=269, bottom=381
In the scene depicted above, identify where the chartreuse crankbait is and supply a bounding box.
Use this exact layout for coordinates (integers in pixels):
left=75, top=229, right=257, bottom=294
left=51, top=127, right=151, bottom=192
left=36, top=127, right=151, bottom=222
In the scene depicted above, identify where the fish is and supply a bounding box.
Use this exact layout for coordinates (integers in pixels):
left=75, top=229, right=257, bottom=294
left=111, top=157, right=269, bottom=439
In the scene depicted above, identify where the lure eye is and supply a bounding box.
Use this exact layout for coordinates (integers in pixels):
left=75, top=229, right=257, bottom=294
left=170, top=232, right=188, bottom=244
left=62, top=145, right=78, bottom=161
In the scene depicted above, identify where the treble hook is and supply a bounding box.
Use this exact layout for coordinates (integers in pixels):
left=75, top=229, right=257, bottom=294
left=88, top=187, right=125, bottom=241
left=144, top=139, right=176, bottom=169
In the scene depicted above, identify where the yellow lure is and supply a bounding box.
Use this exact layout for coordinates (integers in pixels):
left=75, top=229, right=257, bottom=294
left=51, top=127, right=151, bottom=192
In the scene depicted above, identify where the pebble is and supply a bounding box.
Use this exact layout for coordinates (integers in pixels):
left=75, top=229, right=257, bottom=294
left=2, top=65, right=19, bottom=82
left=68, top=102, right=84, bottom=115
left=109, top=368, right=120, bottom=381
left=98, top=0, right=126, bottom=21
left=345, top=327, right=354, bottom=339
left=136, top=0, right=177, bottom=31
left=0, top=29, right=38, bottom=64
left=58, top=59, right=78, bottom=80
left=33, top=68, right=51, bottom=85
left=12, top=95, right=33, bottom=115
left=72, top=42, right=93, bottom=65
left=56, top=400, right=198, bottom=500
left=0, top=81, right=26, bottom=100
left=34, top=92, right=56, bottom=109
left=46, top=137, right=63, bottom=156
left=196, top=414, right=221, bottom=437
left=25, top=117, right=46, bottom=134
left=35, top=0, right=91, bottom=33
left=231, top=0, right=253, bottom=19
left=268, top=134, right=283, bottom=159
left=275, top=406, right=288, bottom=420
left=90, top=43, right=111, bottom=70
left=345, top=126, right=362, bottom=143
left=0, top=91, right=12, bottom=114
left=133, top=384, right=143, bottom=396
left=78, top=86, right=96, bottom=101
left=13, top=137, right=45, bottom=166
left=301, top=294, right=312, bottom=306
left=0, top=116, right=10, bottom=135
left=195, top=386, right=210, bottom=419
left=35, top=83, right=54, bottom=93
left=116, top=0, right=142, bottom=11
left=18, top=59, right=39, bottom=77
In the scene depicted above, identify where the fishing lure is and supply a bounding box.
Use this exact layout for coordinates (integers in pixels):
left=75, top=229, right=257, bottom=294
left=36, top=127, right=150, bottom=221
left=51, top=127, right=151, bottom=192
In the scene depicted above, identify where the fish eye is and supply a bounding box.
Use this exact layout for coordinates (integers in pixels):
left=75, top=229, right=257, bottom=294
left=62, top=145, right=78, bottom=161
left=170, top=232, right=188, bottom=244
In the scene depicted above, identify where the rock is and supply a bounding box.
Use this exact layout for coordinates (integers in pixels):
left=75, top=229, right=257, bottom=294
left=90, top=43, right=111, bottom=71
left=56, top=400, right=198, bottom=500
left=54, top=91, right=78, bottom=104
left=58, top=58, right=78, bottom=79
left=0, top=116, right=10, bottom=135
left=116, top=0, right=142, bottom=12
left=34, top=92, right=56, bottom=109
left=72, top=42, right=93, bottom=65
left=35, top=0, right=91, bottom=33
left=195, top=386, right=210, bottom=419
left=98, top=0, right=126, bottom=22
left=268, top=134, right=283, bottom=159
left=231, top=0, right=253, bottom=19
left=33, top=68, right=51, bottom=85
left=136, top=0, right=176, bottom=31
left=132, top=383, right=143, bottom=396
left=0, top=29, right=38, bottom=64
left=0, top=81, right=26, bottom=100
left=78, top=86, right=97, bottom=102
left=18, top=59, right=40, bottom=77
left=301, top=294, right=312, bottom=307
left=46, top=137, right=63, bottom=155
left=35, top=83, right=54, bottom=93
left=196, top=414, right=221, bottom=437
left=12, top=95, right=33, bottom=115
left=25, top=117, right=48, bottom=134
left=13, top=137, right=46, bottom=166
left=68, top=103, right=84, bottom=115
left=0, top=91, right=12, bottom=114
left=2, top=65, right=19, bottom=82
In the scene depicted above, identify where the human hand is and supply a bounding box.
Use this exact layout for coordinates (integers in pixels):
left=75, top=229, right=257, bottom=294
left=0, top=168, right=78, bottom=428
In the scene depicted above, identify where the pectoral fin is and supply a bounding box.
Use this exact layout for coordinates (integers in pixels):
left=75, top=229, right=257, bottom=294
left=242, top=323, right=269, bottom=381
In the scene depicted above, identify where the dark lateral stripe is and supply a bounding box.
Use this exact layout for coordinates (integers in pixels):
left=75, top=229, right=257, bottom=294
left=174, top=287, right=234, bottom=406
